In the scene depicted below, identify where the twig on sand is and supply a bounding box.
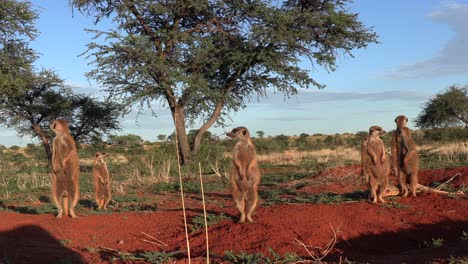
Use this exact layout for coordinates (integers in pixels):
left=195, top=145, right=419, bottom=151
left=435, top=172, right=462, bottom=190
left=140, top=231, right=168, bottom=247
left=293, top=224, right=338, bottom=263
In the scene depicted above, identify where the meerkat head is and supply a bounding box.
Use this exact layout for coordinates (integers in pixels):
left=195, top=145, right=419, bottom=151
left=394, top=115, right=408, bottom=128
left=226, top=127, right=251, bottom=140
left=369, top=126, right=385, bottom=137
left=51, top=119, right=70, bottom=135
left=95, top=152, right=107, bottom=163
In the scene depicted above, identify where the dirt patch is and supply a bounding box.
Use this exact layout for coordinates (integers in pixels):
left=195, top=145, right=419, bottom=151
left=0, top=166, right=466, bottom=263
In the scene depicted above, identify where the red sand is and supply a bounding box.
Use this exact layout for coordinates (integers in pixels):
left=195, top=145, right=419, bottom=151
left=0, top=166, right=466, bottom=263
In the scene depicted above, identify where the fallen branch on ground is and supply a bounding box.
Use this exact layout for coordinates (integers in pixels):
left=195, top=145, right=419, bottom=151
left=292, top=224, right=337, bottom=263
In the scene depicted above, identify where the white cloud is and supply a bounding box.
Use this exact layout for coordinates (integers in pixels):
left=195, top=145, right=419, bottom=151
left=384, top=1, right=468, bottom=79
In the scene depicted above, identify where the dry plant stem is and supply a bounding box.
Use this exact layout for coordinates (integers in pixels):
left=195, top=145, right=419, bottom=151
left=435, top=173, right=461, bottom=190
left=174, top=114, right=191, bottom=264
left=199, top=162, right=210, bottom=263
left=293, top=224, right=337, bottom=263
left=141, top=238, right=159, bottom=246
left=140, top=231, right=168, bottom=246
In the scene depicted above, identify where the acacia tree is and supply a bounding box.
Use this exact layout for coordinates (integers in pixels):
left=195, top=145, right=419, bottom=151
left=0, top=0, right=123, bottom=166
left=416, top=85, right=468, bottom=128
left=72, top=0, right=378, bottom=164
left=0, top=73, right=123, bottom=166
left=0, top=0, right=38, bottom=95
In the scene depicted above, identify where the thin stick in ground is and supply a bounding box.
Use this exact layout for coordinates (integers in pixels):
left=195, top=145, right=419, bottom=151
left=199, top=162, right=210, bottom=263
left=174, top=115, right=191, bottom=264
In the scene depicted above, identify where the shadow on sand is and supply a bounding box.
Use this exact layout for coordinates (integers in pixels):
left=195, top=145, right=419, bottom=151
left=330, top=219, right=468, bottom=263
left=0, top=225, right=85, bottom=264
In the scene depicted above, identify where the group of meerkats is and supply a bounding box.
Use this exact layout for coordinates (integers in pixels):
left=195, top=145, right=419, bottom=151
left=50, top=120, right=111, bottom=219
left=360, top=115, right=418, bottom=204
left=49, top=115, right=457, bottom=222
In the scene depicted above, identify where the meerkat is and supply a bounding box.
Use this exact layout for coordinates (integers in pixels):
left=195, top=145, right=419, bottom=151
left=93, top=152, right=112, bottom=210
left=226, top=127, right=261, bottom=223
left=391, top=115, right=408, bottom=176
left=51, top=119, right=80, bottom=218
left=398, top=127, right=419, bottom=197
left=360, top=136, right=370, bottom=184
left=365, top=126, right=389, bottom=203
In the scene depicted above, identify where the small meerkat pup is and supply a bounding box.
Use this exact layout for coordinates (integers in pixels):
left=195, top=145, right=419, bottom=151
left=226, top=127, right=261, bottom=223
left=93, top=152, right=112, bottom=210
left=398, top=127, right=419, bottom=197
left=360, top=136, right=370, bottom=184
left=366, top=126, right=389, bottom=204
left=51, top=119, right=80, bottom=218
left=391, top=115, right=408, bottom=176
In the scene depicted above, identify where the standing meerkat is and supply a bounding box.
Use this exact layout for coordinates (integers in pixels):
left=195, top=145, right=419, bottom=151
left=365, top=126, right=389, bottom=204
left=226, top=127, right=261, bottom=223
left=360, top=136, right=370, bottom=184
left=398, top=127, right=419, bottom=197
left=51, top=119, right=80, bottom=218
left=391, top=115, right=408, bottom=176
left=93, top=152, right=112, bottom=210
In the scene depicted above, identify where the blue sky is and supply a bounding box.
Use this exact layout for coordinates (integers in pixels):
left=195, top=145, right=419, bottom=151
left=1, top=0, right=467, bottom=146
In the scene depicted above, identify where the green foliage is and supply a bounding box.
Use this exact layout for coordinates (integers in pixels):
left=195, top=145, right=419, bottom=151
left=0, top=0, right=39, bottom=94
left=419, top=149, right=468, bottom=169
left=71, top=0, right=378, bottom=162
left=421, top=127, right=468, bottom=142
left=136, top=251, right=177, bottom=264
left=255, top=138, right=288, bottom=154
left=59, top=239, right=72, bottom=246
left=448, top=256, right=468, bottom=264
left=4, top=203, right=56, bottom=215
left=189, top=213, right=232, bottom=233
left=108, top=134, right=143, bottom=146
left=260, top=189, right=367, bottom=206
left=380, top=200, right=410, bottom=209
left=416, top=85, right=468, bottom=128
left=223, top=248, right=301, bottom=264
left=110, top=250, right=178, bottom=263
left=460, top=231, right=468, bottom=241
left=423, top=238, right=445, bottom=248
left=0, top=0, right=123, bottom=164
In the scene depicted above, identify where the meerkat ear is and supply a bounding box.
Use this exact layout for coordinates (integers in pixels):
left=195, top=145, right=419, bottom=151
left=394, top=118, right=397, bottom=123
left=406, top=117, right=408, bottom=122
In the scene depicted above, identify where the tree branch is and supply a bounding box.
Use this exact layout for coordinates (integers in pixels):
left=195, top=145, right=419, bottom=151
left=126, top=3, right=161, bottom=49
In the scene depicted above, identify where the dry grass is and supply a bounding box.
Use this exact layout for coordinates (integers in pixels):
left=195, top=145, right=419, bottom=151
left=433, top=142, right=468, bottom=163
left=257, top=142, right=467, bottom=166
left=257, top=148, right=361, bottom=165
left=15, top=172, right=51, bottom=191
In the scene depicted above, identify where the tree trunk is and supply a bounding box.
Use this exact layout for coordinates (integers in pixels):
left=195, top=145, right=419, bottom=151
left=32, top=124, right=53, bottom=168
left=191, top=79, right=237, bottom=156
left=171, top=105, right=192, bottom=165
left=191, top=100, right=225, bottom=156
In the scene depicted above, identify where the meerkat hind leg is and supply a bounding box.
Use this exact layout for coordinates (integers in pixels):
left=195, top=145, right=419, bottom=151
left=55, top=196, right=64, bottom=219
left=399, top=171, right=409, bottom=197
left=69, top=195, right=79, bottom=219
left=232, top=187, right=246, bottom=223
left=369, top=176, right=378, bottom=203
left=245, top=187, right=258, bottom=223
